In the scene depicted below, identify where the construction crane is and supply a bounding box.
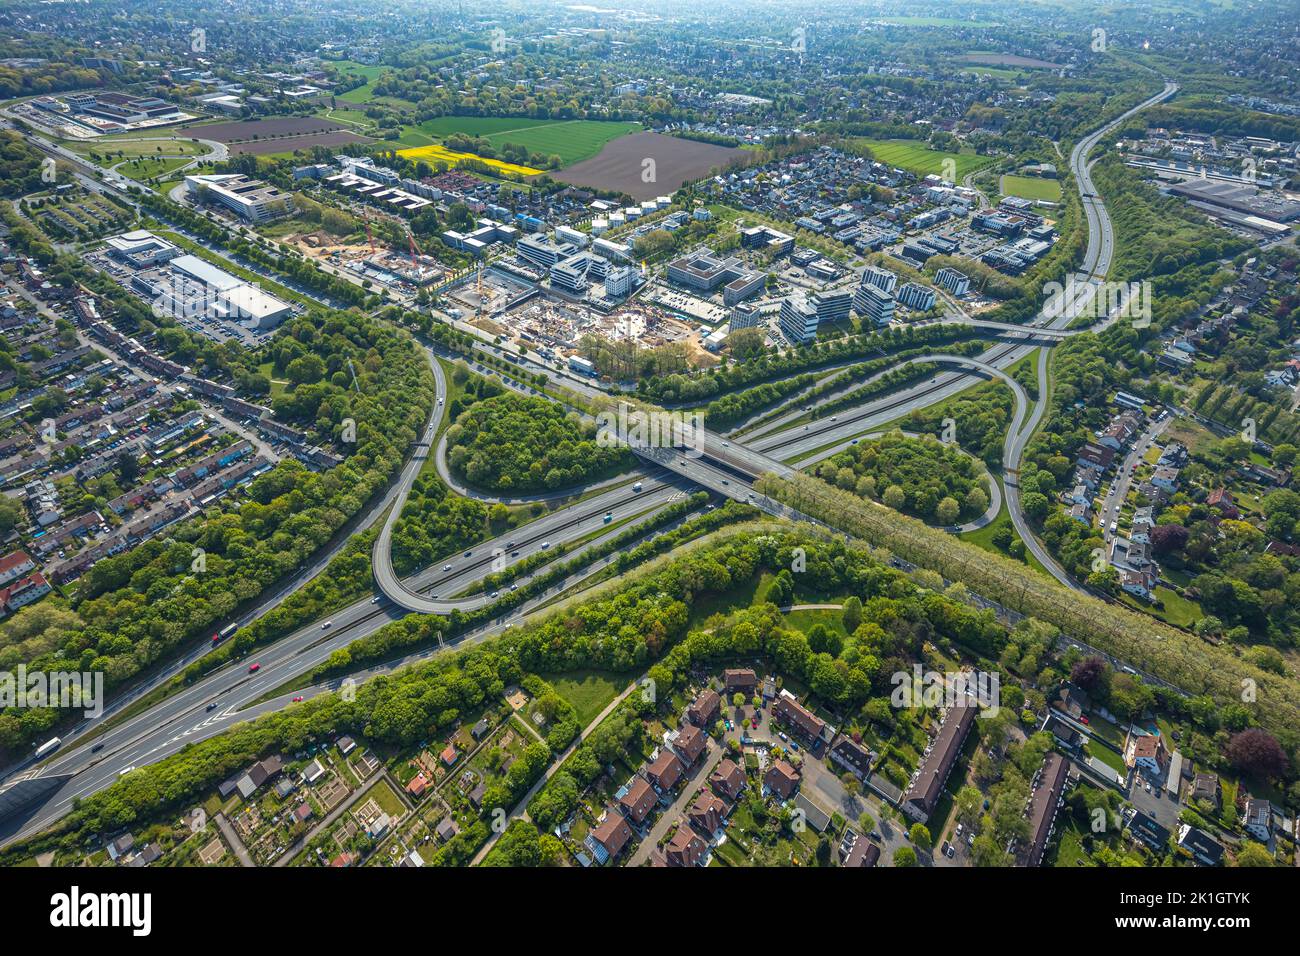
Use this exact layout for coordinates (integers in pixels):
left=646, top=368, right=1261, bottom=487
left=361, top=208, right=377, bottom=254
left=406, top=226, right=424, bottom=268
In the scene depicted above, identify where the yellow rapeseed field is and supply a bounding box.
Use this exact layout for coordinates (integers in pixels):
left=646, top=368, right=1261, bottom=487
left=396, top=143, right=542, bottom=177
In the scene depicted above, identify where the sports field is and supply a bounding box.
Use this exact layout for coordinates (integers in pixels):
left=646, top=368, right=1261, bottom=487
left=857, top=139, right=993, bottom=179
left=410, top=116, right=641, bottom=167
left=396, top=142, right=543, bottom=177
left=1000, top=174, right=1063, bottom=201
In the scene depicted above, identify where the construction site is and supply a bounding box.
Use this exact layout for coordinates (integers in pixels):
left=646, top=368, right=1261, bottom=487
left=494, top=294, right=708, bottom=366
left=284, top=214, right=449, bottom=298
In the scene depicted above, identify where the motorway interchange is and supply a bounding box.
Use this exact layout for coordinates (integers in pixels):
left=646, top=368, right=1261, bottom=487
left=0, top=84, right=1177, bottom=846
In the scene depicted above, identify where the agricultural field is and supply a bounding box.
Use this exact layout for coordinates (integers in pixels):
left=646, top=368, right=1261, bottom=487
left=396, top=142, right=543, bottom=177
left=1000, top=174, right=1063, bottom=202
left=553, top=130, right=744, bottom=200
left=405, top=116, right=642, bottom=167
left=856, top=139, right=994, bottom=179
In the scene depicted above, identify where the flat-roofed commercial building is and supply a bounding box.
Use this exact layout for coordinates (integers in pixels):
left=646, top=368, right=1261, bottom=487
left=779, top=294, right=818, bottom=345
left=185, top=174, right=294, bottom=223
left=936, top=267, right=971, bottom=296
left=853, top=281, right=895, bottom=326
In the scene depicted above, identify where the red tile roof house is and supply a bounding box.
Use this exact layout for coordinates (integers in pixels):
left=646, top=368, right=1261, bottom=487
left=764, top=760, right=801, bottom=800
left=723, top=668, right=758, bottom=695
left=710, top=759, right=746, bottom=800
left=0, top=550, right=36, bottom=587
left=0, top=570, right=51, bottom=614
left=1127, top=734, right=1168, bottom=779
left=673, top=724, right=707, bottom=765
left=1206, top=488, right=1240, bottom=519
left=664, top=825, right=707, bottom=867
left=773, top=690, right=829, bottom=746
left=687, top=689, right=721, bottom=728
left=588, top=809, right=634, bottom=863
left=406, top=773, right=429, bottom=798
left=647, top=750, right=684, bottom=792
left=688, top=790, right=727, bottom=835
left=619, top=775, right=658, bottom=826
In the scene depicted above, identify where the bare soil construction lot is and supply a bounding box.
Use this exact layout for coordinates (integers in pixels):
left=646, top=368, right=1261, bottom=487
left=189, top=117, right=372, bottom=153
left=552, top=131, right=745, bottom=201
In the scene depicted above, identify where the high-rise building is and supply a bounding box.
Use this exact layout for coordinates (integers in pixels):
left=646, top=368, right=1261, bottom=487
left=935, top=267, right=971, bottom=296
left=517, top=235, right=576, bottom=271
left=812, top=290, right=852, bottom=327
left=861, top=266, right=898, bottom=295
left=898, top=282, right=936, bottom=312
left=730, top=303, right=762, bottom=330
left=853, top=282, right=895, bottom=326
left=605, top=265, right=638, bottom=298
left=779, top=295, right=819, bottom=345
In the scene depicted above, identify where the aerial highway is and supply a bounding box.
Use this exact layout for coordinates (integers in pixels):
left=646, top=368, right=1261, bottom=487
left=0, top=81, right=1181, bottom=848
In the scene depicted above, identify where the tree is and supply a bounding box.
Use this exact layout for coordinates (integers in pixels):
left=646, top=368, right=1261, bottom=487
left=883, top=485, right=906, bottom=510
left=909, top=822, right=932, bottom=851
left=935, top=496, right=960, bottom=526
left=1225, top=728, right=1289, bottom=780
left=1150, top=523, right=1189, bottom=554
left=842, top=595, right=862, bottom=633
left=1070, top=656, right=1109, bottom=694
left=1234, top=843, right=1274, bottom=867
left=893, top=845, right=918, bottom=867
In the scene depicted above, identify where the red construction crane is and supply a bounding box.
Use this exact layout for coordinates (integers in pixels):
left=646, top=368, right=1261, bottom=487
left=406, top=227, right=423, bottom=267
left=362, top=207, right=375, bottom=255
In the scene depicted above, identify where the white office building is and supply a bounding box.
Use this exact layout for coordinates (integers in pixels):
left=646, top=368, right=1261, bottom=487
left=853, top=282, right=896, bottom=326
left=780, top=295, right=819, bottom=345
left=898, top=282, right=936, bottom=311
left=935, top=267, right=971, bottom=296
left=861, top=265, right=898, bottom=295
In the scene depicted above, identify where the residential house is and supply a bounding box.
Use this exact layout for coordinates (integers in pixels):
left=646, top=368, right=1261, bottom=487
left=764, top=760, right=801, bottom=800
left=673, top=724, right=707, bottom=765
left=1177, top=823, right=1225, bottom=866
left=687, top=689, right=721, bottom=728
left=1025, top=752, right=1071, bottom=866
left=688, top=790, right=727, bottom=835
left=664, top=825, right=707, bottom=867
left=723, top=668, right=758, bottom=695
left=619, top=776, right=658, bottom=826
left=902, top=703, right=977, bottom=823
left=829, top=736, right=875, bottom=780
left=1128, top=735, right=1168, bottom=779
left=1206, top=489, right=1240, bottom=520
left=773, top=689, right=830, bottom=746
left=1243, top=798, right=1272, bottom=843
left=587, top=809, right=634, bottom=863
left=709, top=759, right=746, bottom=801
left=646, top=750, right=684, bottom=792
left=1190, top=772, right=1221, bottom=810
left=1127, top=809, right=1172, bottom=854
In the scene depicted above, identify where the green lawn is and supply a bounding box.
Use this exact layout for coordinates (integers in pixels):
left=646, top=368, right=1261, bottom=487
left=1000, top=174, right=1063, bottom=202
left=1084, top=741, right=1128, bottom=776
left=409, top=117, right=641, bottom=167
left=116, top=155, right=192, bottom=181
left=547, top=670, right=626, bottom=726
left=856, top=139, right=993, bottom=179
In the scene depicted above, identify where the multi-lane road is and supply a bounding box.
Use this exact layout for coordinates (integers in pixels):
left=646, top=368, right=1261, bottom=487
left=0, top=82, right=1179, bottom=846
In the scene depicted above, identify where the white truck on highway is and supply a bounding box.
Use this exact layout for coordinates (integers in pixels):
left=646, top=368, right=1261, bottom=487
left=34, top=737, right=62, bottom=759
